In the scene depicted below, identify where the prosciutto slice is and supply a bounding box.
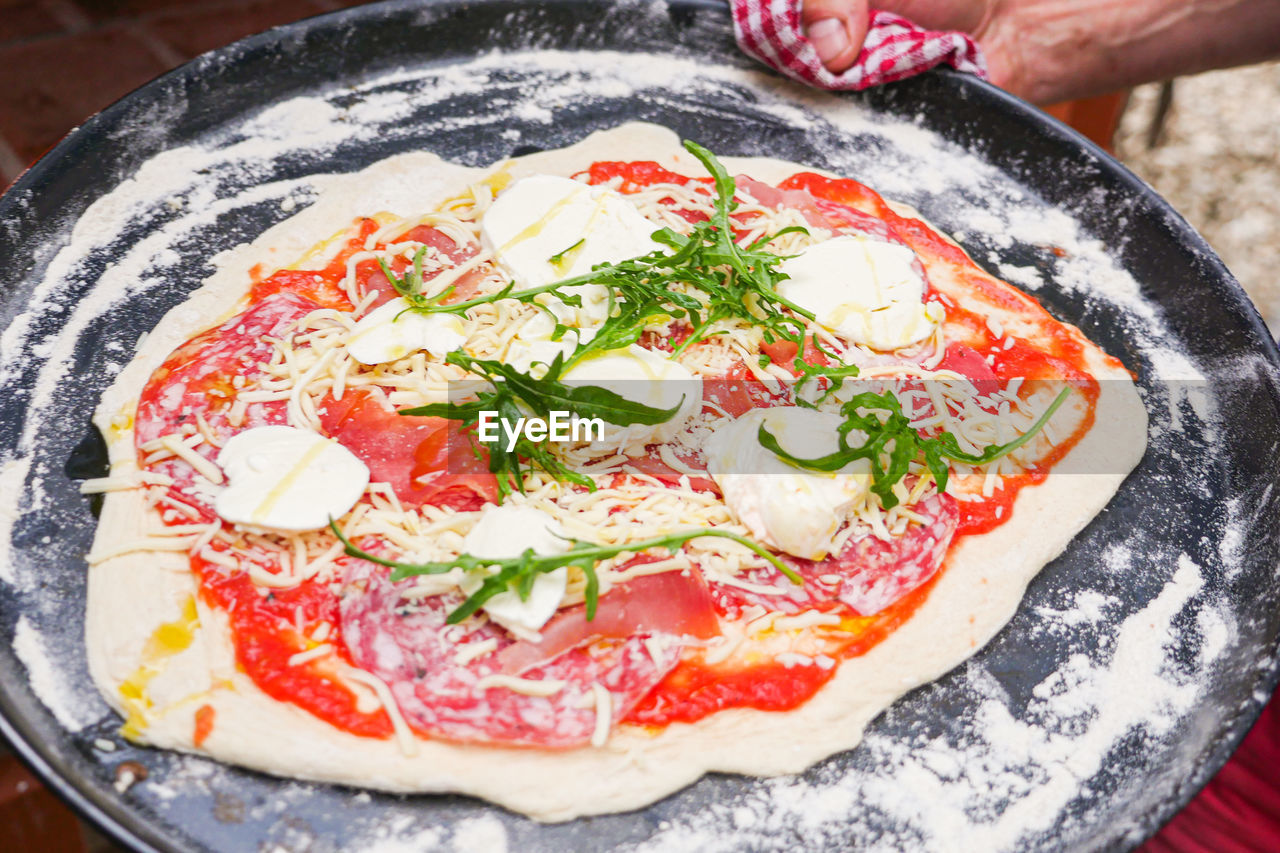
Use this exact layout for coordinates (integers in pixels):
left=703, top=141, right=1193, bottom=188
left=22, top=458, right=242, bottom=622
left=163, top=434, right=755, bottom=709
left=317, top=390, right=497, bottom=511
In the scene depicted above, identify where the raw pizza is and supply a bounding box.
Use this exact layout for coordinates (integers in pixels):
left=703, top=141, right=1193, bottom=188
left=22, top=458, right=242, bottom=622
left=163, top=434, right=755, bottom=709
left=84, top=123, right=1146, bottom=820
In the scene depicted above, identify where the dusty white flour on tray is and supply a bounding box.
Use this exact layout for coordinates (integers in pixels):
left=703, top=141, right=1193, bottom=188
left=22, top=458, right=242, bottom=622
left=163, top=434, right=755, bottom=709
left=635, top=555, right=1210, bottom=852
left=0, top=43, right=1253, bottom=851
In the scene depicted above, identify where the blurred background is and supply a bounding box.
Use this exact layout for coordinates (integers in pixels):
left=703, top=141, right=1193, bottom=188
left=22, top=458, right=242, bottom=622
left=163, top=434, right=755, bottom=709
left=1, top=0, right=1277, bottom=850
left=1117, top=68, right=1280, bottom=335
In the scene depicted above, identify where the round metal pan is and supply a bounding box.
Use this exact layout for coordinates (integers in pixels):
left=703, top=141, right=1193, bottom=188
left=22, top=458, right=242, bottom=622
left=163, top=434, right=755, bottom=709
left=1, top=0, right=1278, bottom=850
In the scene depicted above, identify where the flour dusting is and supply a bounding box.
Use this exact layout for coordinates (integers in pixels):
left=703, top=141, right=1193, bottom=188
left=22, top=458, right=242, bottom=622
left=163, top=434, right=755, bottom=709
left=632, top=556, right=1212, bottom=852
left=13, top=616, right=93, bottom=731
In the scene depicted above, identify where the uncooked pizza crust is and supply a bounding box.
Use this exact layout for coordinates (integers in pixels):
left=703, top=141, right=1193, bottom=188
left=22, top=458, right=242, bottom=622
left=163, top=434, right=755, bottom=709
left=85, top=123, right=1147, bottom=821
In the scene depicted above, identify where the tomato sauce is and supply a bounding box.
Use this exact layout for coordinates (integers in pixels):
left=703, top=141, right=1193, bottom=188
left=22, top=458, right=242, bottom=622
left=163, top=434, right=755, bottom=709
left=149, top=160, right=1109, bottom=742
left=627, top=573, right=940, bottom=725
left=193, top=548, right=393, bottom=739
left=193, top=704, right=216, bottom=747
left=248, top=217, right=379, bottom=310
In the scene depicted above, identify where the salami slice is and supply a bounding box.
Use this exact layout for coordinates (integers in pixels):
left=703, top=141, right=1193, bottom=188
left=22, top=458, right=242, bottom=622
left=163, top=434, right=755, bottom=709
left=937, top=342, right=1001, bottom=396
left=886, top=343, right=1002, bottom=426
left=338, top=561, right=685, bottom=747
left=711, top=492, right=958, bottom=618
left=702, top=372, right=788, bottom=417
left=135, top=292, right=321, bottom=517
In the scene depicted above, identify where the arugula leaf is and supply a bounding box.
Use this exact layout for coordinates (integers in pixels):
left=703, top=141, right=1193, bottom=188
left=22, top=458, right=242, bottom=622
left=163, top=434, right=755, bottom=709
left=548, top=238, right=585, bottom=266
left=376, top=245, right=462, bottom=311
left=434, top=351, right=683, bottom=426
left=393, top=141, right=815, bottom=361
left=793, top=359, right=863, bottom=406
left=758, top=387, right=1073, bottom=508
left=747, top=224, right=812, bottom=252
left=787, top=336, right=863, bottom=406
left=401, top=351, right=682, bottom=497
left=921, top=387, right=1072, bottom=467
left=331, top=520, right=801, bottom=624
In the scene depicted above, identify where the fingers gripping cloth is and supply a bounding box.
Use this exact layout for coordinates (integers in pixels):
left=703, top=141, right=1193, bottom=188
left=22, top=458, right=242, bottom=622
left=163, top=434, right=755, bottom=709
left=732, top=2, right=988, bottom=90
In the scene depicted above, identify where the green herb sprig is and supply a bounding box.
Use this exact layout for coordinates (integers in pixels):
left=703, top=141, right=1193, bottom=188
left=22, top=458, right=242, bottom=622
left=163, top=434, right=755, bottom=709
left=647, top=141, right=816, bottom=358
left=787, top=336, right=863, bottom=405
left=400, top=351, right=682, bottom=498
left=758, top=387, right=1072, bottom=508
left=378, top=245, right=591, bottom=317
left=330, top=521, right=801, bottom=625
left=548, top=238, right=584, bottom=266
left=378, top=251, right=530, bottom=317
left=394, top=134, right=830, bottom=498
left=393, top=141, right=815, bottom=360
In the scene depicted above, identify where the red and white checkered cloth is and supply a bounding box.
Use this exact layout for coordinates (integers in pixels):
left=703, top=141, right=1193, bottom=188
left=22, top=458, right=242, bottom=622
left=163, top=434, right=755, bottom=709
left=732, top=1, right=987, bottom=90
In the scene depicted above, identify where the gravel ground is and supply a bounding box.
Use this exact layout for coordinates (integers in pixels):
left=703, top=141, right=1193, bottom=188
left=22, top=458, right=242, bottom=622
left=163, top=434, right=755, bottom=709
left=1116, top=61, right=1280, bottom=335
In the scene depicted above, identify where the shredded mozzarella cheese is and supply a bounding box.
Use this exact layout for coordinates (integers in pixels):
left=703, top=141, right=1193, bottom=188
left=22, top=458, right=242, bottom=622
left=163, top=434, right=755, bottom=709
left=590, top=682, right=613, bottom=747
left=473, top=674, right=567, bottom=697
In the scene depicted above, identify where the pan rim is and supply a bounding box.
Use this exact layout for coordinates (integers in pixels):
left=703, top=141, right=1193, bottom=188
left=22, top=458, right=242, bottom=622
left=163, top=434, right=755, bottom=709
left=1, top=1, right=1278, bottom=851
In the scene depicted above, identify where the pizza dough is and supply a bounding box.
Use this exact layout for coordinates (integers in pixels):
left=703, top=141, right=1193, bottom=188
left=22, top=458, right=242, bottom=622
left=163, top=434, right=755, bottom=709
left=84, top=123, right=1148, bottom=821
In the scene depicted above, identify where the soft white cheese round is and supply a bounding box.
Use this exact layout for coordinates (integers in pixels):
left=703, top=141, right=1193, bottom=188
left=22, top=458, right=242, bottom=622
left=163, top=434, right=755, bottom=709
left=560, top=344, right=702, bottom=455
left=500, top=311, right=590, bottom=377
left=215, top=425, right=370, bottom=532
left=460, top=504, right=572, bottom=637
left=777, top=234, right=940, bottom=351
left=346, top=297, right=465, bottom=365
left=480, top=174, right=663, bottom=330
left=703, top=407, right=871, bottom=560
left=502, top=336, right=577, bottom=377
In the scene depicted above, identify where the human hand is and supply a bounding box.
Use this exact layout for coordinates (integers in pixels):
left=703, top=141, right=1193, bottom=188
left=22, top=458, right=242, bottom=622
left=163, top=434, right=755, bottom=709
left=799, top=0, right=1280, bottom=106
left=799, top=0, right=1024, bottom=98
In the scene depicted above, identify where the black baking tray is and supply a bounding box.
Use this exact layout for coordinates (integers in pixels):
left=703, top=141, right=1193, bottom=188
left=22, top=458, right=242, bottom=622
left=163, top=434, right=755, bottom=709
left=1, top=0, right=1278, bottom=850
